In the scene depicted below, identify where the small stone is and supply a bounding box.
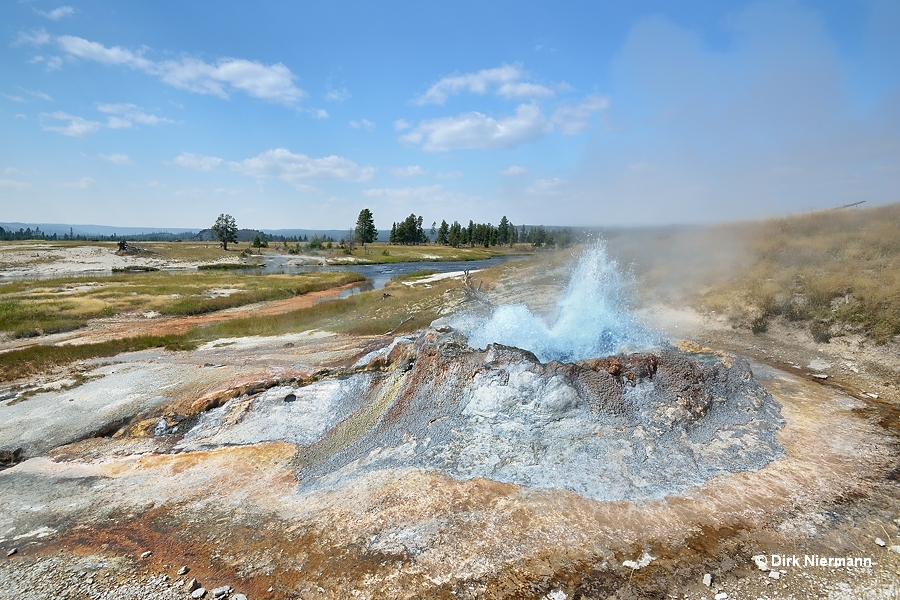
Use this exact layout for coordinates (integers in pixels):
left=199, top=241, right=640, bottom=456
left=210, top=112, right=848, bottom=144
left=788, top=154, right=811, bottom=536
left=211, top=585, right=232, bottom=598
left=140, top=551, right=152, bottom=559
left=232, top=595, right=247, bottom=600
left=889, top=545, right=900, bottom=555
left=812, top=373, right=828, bottom=379
left=177, top=566, right=190, bottom=576
left=876, top=537, right=886, bottom=547
left=769, top=570, right=780, bottom=580
left=191, top=587, right=207, bottom=599
left=751, top=555, right=768, bottom=571
left=186, top=578, right=200, bottom=592
left=702, top=573, right=712, bottom=587
left=284, top=393, right=296, bottom=402
left=715, top=593, right=728, bottom=600
left=5, top=548, right=17, bottom=557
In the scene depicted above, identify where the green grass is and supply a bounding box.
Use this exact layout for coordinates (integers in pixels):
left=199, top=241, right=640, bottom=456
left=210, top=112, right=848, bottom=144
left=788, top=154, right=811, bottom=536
left=0, top=271, right=365, bottom=337
left=197, top=263, right=261, bottom=270
left=319, top=241, right=531, bottom=264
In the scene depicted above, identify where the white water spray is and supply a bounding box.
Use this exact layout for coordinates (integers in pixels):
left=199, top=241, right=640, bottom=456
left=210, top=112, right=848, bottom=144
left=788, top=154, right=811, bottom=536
left=458, top=241, right=662, bottom=362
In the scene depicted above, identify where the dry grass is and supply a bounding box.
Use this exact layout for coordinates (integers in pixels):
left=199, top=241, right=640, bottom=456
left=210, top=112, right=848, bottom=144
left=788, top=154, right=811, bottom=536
left=315, top=241, right=532, bottom=264
left=698, top=204, right=900, bottom=343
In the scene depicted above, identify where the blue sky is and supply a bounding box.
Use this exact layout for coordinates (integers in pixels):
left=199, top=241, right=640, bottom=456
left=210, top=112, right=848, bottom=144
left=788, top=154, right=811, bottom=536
left=2, top=1, right=898, bottom=231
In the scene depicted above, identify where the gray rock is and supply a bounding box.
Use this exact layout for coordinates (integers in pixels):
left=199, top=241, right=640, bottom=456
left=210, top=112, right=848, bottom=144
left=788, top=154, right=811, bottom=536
left=232, top=595, right=248, bottom=600
left=191, top=587, right=207, bottom=599
left=769, top=570, right=780, bottom=580
left=5, top=548, right=16, bottom=557
left=702, top=573, right=712, bottom=587
left=177, top=566, right=190, bottom=576
left=212, top=585, right=232, bottom=598
left=186, top=578, right=200, bottom=592
left=876, top=537, right=886, bottom=547
left=139, top=551, right=152, bottom=559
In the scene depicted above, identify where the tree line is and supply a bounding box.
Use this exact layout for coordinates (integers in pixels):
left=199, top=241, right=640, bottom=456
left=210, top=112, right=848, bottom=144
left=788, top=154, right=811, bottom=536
left=386, top=212, right=573, bottom=248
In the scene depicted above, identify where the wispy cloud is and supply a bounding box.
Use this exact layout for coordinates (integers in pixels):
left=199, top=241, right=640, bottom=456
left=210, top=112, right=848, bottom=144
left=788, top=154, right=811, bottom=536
left=20, top=87, right=52, bottom=101
left=97, top=103, right=175, bottom=126
left=167, top=152, right=224, bottom=171
left=12, top=28, right=51, bottom=47
left=400, top=103, right=552, bottom=151
left=229, top=148, right=375, bottom=188
left=98, top=153, right=134, bottom=166
left=387, top=165, right=427, bottom=178
left=38, top=33, right=307, bottom=105
left=2, top=93, right=25, bottom=103
left=393, top=119, right=411, bottom=131
left=63, top=176, right=95, bottom=189
left=324, top=87, right=350, bottom=102
left=550, top=94, right=610, bottom=134
left=499, top=165, right=528, bottom=176
left=39, top=111, right=101, bottom=137
left=35, top=6, right=75, bottom=20
left=0, top=179, right=31, bottom=191
left=349, top=118, right=375, bottom=131
left=413, top=64, right=555, bottom=105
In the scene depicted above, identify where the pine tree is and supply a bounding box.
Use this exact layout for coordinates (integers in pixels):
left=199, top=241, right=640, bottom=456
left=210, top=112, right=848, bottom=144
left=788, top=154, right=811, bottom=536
left=212, top=214, right=238, bottom=250
left=354, top=208, right=377, bottom=245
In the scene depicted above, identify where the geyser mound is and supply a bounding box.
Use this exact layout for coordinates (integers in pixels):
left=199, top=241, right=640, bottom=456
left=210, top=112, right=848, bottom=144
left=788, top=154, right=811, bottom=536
left=283, top=329, right=785, bottom=501
left=455, top=241, right=661, bottom=362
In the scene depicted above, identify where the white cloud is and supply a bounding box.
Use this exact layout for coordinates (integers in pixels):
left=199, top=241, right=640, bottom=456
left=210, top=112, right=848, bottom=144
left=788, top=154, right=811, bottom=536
left=526, top=177, right=566, bottom=194
left=400, top=103, right=552, bottom=151
left=393, top=118, right=411, bottom=131
left=97, top=103, right=175, bottom=126
left=324, top=87, right=350, bottom=102
left=15, top=114, right=27, bottom=120
left=550, top=94, right=611, bottom=134
left=2, top=94, right=25, bottom=103
left=20, top=87, right=52, bottom=101
left=362, top=185, right=480, bottom=214
left=51, top=35, right=306, bottom=105
left=4, top=167, right=26, bottom=176
left=363, top=185, right=444, bottom=199
left=414, top=64, right=555, bottom=105
left=387, top=165, right=427, bottom=178
left=229, top=148, right=375, bottom=188
left=500, top=165, right=528, bottom=176
left=310, top=108, right=329, bottom=119
left=167, top=152, right=224, bottom=171
left=105, top=117, right=132, bottom=129
left=36, top=6, right=75, bottom=20
left=12, top=29, right=51, bottom=47
left=349, top=118, right=375, bottom=131
left=40, top=111, right=101, bottom=137
left=0, top=179, right=31, bottom=191
left=99, top=153, right=134, bottom=165
left=63, top=176, right=94, bottom=189
left=32, top=55, right=64, bottom=71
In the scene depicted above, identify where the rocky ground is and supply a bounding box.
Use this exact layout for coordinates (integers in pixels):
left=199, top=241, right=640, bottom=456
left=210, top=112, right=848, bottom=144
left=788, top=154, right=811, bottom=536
left=2, top=252, right=900, bottom=599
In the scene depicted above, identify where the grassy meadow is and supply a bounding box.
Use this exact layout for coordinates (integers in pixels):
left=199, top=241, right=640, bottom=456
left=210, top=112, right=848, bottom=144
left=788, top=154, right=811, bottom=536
left=0, top=270, right=364, bottom=339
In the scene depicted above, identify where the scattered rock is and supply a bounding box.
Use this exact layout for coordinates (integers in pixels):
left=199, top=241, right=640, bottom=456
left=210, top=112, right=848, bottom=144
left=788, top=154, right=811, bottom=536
left=283, top=392, right=296, bottom=403
left=212, top=585, right=232, bottom=598
left=714, top=593, right=728, bottom=600
left=752, top=555, right=768, bottom=571
left=622, top=552, right=655, bottom=570
left=544, top=591, right=567, bottom=600
left=876, top=537, right=886, bottom=547
left=890, top=545, right=900, bottom=555
left=232, top=595, right=247, bottom=600
left=177, top=566, right=190, bottom=576
left=191, top=587, right=207, bottom=599
left=186, top=578, right=200, bottom=592
left=6, top=548, right=17, bottom=557
left=702, top=573, right=712, bottom=587
left=769, top=570, right=780, bottom=580
left=283, top=342, right=295, bottom=348
left=140, top=551, right=152, bottom=559
left=812, top=373, right=828, bottom=380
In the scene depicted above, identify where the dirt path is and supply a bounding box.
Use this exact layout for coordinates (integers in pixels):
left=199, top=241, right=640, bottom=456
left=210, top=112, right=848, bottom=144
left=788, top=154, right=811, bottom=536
left=0, top=282, right=363, bottom=352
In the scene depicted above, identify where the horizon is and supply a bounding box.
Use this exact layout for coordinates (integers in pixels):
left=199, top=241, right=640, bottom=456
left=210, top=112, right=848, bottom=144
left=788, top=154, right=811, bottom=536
left=2, top=1, right=899, bottom=230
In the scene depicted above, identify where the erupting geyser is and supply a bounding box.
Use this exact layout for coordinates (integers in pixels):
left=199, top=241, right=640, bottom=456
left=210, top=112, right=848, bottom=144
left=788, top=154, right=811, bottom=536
left=180, top=242, right=785, bottom=501
left=456, top=241, right=661, bottom=362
